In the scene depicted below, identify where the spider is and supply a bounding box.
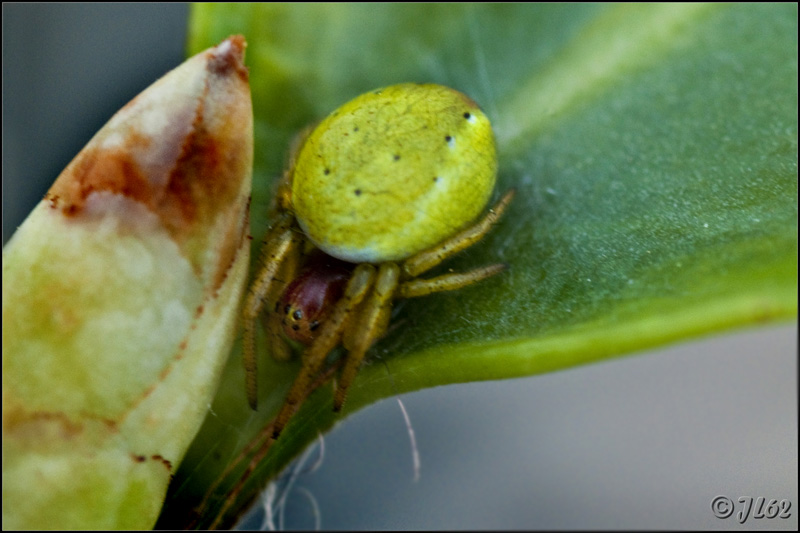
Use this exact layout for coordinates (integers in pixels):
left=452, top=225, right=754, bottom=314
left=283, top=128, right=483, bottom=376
left=242, top=83, right=515, bottom=439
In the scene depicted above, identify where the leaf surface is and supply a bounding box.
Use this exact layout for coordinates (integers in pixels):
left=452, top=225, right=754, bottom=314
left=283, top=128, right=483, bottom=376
left=160, top=4, right=797, bottom=527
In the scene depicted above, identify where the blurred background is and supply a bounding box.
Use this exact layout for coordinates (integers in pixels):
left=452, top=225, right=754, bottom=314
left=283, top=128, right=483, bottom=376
left=3, top=4, right=796, bottom=530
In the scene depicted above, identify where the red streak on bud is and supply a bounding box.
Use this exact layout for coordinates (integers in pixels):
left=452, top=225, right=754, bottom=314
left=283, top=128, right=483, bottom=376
left=41, top=36, right=252, bottom=288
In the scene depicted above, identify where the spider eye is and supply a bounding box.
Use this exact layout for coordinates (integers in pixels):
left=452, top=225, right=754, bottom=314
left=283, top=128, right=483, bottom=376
left=292, top=309, right=303, bottom=320
left=309, top=320, right=320, bottom=331
left=283, top=304, right=291, bottom=314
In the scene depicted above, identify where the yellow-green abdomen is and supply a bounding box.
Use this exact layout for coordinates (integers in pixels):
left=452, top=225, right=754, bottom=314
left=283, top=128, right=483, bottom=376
left=292, top=83, right=497, bottom=263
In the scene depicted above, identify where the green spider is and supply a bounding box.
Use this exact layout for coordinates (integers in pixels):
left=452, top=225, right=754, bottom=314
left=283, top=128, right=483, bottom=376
left=242, top=83, right=514, bottom=438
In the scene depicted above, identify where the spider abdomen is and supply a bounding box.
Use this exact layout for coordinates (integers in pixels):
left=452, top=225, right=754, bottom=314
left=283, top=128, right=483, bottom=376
left=291, top=83, right=497, bottom=263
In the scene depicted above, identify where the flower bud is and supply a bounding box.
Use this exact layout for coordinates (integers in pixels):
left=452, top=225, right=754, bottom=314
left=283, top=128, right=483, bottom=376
left=2, top=35, right=252, bottom=529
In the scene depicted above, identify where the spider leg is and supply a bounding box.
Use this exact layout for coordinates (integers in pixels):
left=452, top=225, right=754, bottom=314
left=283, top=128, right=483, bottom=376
left=203, top=357, right=345, bottom=529
left=271, top=264, right=376, bottom=438
left=403, top=188, right=515, bottom=278
left=335, top=263, right=401, bottom=412
left=243, top=212, right=298, bottom=410
left=398, top=263, right=506, bottom=298
left=260, top=231, right=303, bottom=362
left=261, top=307, right=291, bottom=362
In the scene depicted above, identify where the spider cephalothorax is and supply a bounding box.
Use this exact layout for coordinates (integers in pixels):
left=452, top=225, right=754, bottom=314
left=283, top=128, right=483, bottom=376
left=276, top=251, right=352, bottom=346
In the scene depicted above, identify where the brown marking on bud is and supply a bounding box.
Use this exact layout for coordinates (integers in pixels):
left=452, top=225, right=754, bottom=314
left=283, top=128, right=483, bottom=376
left=158, top=364, right=173, bottom=382
left=45, top=131, right=153, bottom=216
left=207, top=34, right=249, bottom=83
left=3, top=408, right=119, bottom=440
left=128, top=454, right=172, bottom=472
left=151, top=454, right=173, bottom=471
left=43, top=36, right=252, bottom=288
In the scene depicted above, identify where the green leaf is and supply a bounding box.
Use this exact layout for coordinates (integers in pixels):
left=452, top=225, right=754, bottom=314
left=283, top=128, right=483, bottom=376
left=160, top=3, right=797, bottom=528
